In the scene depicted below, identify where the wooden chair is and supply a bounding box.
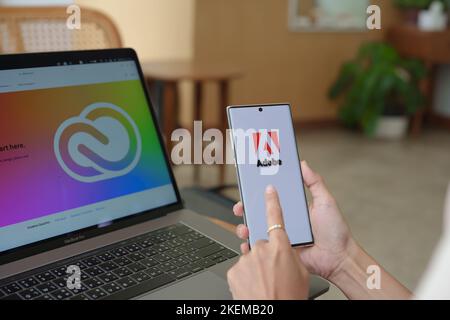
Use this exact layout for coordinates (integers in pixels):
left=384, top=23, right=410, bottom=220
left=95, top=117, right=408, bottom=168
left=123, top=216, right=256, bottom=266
left=0, top=6, right=121, bottom=53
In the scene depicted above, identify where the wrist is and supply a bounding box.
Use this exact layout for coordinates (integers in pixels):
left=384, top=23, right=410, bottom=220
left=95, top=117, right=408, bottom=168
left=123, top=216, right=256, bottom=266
left=328, top=238, right=365, bottom=286
left=326, top=239, right=412, bottom=299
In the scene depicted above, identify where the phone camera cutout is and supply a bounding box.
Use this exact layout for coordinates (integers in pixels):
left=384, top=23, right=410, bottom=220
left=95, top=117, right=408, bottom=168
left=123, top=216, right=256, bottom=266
left=259, top=107, right=263, bottom=112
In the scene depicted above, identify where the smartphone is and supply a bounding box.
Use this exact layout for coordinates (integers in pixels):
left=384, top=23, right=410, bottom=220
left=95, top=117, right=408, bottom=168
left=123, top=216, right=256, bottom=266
left=227, top=103, right=314, bottom=247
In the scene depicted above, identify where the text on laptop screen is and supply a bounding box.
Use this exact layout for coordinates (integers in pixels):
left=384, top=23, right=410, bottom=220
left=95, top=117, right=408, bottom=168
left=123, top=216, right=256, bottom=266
left=0, top=60, right=178, bottom=253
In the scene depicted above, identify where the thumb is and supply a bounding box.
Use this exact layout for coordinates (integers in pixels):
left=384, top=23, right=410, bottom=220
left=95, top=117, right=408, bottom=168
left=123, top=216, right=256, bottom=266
left=301, top=161, right=334, bottom=205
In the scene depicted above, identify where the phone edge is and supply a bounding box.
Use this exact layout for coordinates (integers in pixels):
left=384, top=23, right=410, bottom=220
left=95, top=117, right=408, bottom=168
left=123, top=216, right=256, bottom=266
left=226, top=103, right=315, bottom=248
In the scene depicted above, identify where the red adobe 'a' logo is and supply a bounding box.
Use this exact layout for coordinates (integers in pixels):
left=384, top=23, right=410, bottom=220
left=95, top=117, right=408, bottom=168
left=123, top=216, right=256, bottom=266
left=252, top=130, right=280, bottom=156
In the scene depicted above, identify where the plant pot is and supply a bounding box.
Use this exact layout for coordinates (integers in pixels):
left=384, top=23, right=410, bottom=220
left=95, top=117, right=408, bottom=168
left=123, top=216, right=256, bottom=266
left=374, top=116, right=409, bottom=139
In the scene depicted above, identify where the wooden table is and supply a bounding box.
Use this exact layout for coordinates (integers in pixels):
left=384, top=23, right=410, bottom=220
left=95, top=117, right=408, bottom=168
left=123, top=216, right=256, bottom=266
left=387, top=26, right=450, bottom=134
left=142, top=61, right=242, bottom=184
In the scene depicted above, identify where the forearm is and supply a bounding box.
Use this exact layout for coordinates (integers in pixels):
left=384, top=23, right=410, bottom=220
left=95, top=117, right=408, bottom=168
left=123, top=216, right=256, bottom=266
left=329, top=240, right=412, bottom=300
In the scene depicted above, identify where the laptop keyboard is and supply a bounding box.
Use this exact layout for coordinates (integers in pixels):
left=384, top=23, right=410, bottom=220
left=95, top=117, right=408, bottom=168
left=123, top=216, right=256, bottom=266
left=0, top=223, right=238, bottom=300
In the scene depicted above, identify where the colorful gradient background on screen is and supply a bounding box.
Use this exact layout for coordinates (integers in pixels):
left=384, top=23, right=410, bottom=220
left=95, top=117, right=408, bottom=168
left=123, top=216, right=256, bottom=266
left=0, top=80, right=172, bottom=228
left=58, top=106, right=141, bottom=177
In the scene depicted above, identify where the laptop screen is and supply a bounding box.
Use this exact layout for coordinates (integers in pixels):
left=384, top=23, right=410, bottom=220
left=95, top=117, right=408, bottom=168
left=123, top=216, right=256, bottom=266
left=0, top=57, right=178, bottom=254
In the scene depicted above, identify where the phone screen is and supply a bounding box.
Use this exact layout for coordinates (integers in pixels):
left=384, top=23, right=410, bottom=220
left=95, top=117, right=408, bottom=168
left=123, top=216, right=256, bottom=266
left=227, top=104, right=313, bottom=247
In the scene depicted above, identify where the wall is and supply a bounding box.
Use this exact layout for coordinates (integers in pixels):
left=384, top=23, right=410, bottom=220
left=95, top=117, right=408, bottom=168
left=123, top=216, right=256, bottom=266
left=0, top=0, right=399, bottom=125
left=70, top=0, right=398, bottom=124
left=193, top=0, right=399, bottom=123
left=0, top=0, right=71, bottom=5
left=76, top=0, right=195, bottom=61
left=75, top=0, right=196, bottom=126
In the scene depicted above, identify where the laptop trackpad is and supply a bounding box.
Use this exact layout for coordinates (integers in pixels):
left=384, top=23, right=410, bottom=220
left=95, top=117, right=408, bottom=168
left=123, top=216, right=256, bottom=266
left=138, top=271, right=232, bottom=300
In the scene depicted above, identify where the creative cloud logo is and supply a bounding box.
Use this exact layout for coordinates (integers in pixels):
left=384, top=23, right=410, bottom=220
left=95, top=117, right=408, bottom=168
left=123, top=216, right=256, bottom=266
left=252, top=130, right=282, bottom=176
left=54, top=102, right=142, bottom=183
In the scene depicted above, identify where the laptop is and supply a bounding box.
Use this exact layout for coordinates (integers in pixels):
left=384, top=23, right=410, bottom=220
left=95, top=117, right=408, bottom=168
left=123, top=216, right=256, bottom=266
left=0, top=49, right=328, bottom=300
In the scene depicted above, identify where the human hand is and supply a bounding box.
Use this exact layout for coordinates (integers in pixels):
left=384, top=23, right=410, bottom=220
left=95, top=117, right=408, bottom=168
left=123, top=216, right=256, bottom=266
left=227, top=185, right=309, bottom=300
left=233, top=161, right=356, bottom=281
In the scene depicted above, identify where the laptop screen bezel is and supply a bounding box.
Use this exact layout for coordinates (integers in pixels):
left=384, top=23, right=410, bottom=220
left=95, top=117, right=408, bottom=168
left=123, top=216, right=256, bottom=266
left=0, top=48, right=183, bottom=265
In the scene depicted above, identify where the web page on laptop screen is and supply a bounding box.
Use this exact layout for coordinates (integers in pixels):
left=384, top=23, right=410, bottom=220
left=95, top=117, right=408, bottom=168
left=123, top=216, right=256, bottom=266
left=0, top=60, right=177, bottom=253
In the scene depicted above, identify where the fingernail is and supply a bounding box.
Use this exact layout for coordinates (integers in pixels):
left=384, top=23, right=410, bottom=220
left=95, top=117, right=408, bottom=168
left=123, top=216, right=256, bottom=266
left=266, top=185, right=276, bottom=194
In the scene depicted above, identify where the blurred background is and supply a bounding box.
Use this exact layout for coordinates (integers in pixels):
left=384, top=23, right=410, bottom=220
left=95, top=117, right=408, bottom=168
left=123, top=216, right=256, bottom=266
left=1, top=0, right=450, bottom=299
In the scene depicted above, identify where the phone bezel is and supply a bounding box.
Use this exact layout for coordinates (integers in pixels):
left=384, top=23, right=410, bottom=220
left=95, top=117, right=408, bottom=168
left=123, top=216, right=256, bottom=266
left=226, top=103, right=315, bottom=249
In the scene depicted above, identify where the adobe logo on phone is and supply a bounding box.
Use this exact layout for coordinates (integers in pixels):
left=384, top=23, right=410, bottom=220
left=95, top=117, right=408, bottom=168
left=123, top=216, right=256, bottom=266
left=252, top=129, right=282, bottom=176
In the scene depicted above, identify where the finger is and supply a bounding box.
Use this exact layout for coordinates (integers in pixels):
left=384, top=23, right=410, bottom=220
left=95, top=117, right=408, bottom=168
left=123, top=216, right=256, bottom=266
left=233, top=202, right=244, bottom=217
left=294, top=246, right=304, bottom=258
left=265, top=185, right=289, bottom=244
left=254, top=239, right=269, bottom=248
left=296, top=247, right=310, bottom=270
left=236, top=224, right=249, bottom=240
left=240, top=242, right=250, bottom=254
left=265, top=185, right=285, bottom=227
left=301, top=161, right=333, bottom=204
left=226, top=267, right=237, bottom=297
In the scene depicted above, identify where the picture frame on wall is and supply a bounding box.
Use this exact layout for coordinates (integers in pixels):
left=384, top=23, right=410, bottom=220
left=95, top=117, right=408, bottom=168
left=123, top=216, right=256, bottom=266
left=288, top=0, right=370, bottom=32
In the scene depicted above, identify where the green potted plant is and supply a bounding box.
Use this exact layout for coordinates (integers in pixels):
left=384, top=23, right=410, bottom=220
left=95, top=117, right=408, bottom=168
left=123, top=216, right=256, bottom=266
left=394, top=0, right=449, bottom=25
left=328, top=42, right=426, bottom=138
